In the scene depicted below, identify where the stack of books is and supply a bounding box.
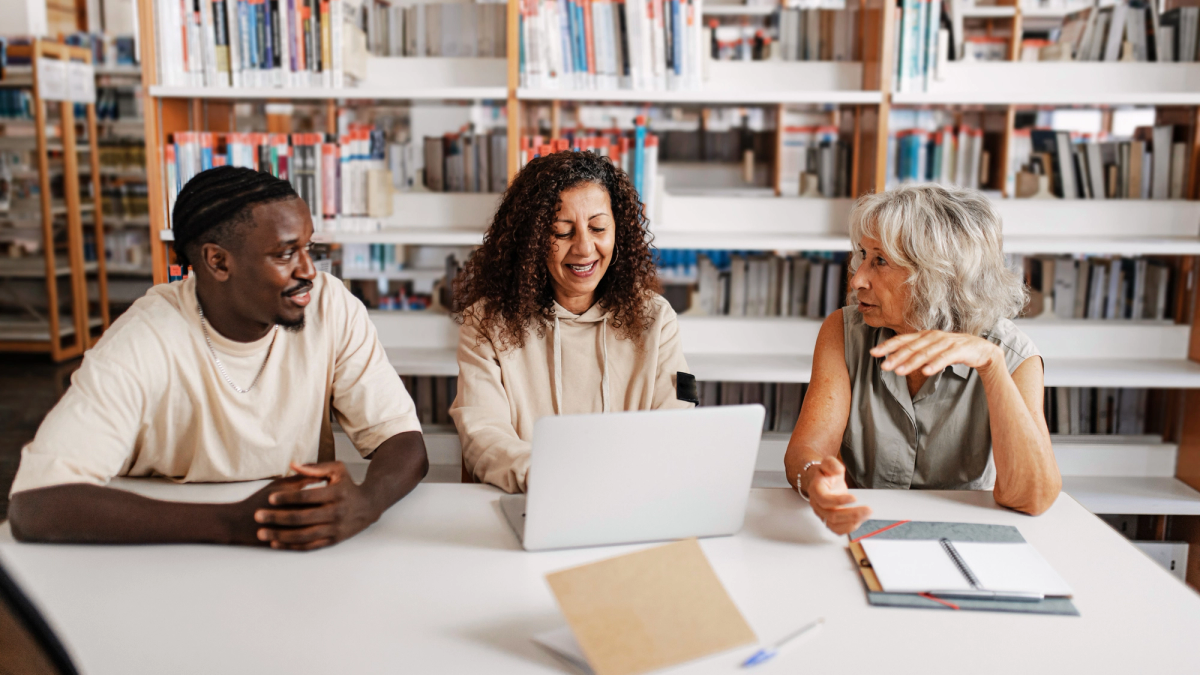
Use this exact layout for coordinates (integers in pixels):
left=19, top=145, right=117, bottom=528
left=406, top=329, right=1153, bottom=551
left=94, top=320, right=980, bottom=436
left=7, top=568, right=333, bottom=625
left=421, top=130, right=510, bottom=193
left=1011, top=126, right=1190, bottom=200
left=1044, top=387, right=1157, bottom=436
left=519, top=0, right=705, bottom=91
left=151, top=0, right=366, bottom=89
left=165, top=126, right=392, bottom=228
left=1019, top=254, right=1177, bottom=321
left=1028, top=3, right=1197, bottom=62
left=683, top=251, right=849, bottom=319
left=706, top=6, right=859, bottom=62
left=363, top=1, right=508, bottom=57
left=696, top=381, right=808, bottom=434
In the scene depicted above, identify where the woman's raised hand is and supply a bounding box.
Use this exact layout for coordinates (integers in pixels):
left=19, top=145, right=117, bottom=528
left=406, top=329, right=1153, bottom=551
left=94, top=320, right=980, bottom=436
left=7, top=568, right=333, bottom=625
left=870, top=330, right=1003, bottom=377
left=803, top=456, right=872, bottom=535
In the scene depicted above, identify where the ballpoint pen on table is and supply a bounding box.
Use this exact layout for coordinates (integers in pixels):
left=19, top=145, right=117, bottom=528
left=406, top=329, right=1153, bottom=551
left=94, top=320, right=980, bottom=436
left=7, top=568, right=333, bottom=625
left=740, top=617, right=825, bottom=668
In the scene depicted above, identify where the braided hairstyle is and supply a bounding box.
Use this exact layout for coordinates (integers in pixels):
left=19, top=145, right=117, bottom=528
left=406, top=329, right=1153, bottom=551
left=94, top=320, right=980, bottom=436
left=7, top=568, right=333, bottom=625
left=172, top=166, right=299, bottom=269
left=453, top=150, right=659, bottom=351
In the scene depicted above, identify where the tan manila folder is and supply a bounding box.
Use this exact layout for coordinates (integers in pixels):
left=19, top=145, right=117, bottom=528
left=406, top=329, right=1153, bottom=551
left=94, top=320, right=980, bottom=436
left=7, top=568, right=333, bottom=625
left=544, top=539, right=757, bottom=675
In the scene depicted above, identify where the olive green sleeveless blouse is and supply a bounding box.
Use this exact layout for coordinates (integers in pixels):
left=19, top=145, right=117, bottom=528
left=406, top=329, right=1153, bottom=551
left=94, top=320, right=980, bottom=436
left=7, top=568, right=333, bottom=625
left=840, top=306, right=1040, bottom=490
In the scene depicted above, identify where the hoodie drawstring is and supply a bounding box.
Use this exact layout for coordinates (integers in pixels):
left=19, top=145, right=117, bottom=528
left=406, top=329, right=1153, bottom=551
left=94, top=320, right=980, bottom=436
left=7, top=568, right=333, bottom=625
left=551, top=313, right=610, bottom=415
left=553, top=315, right=564, bottom=415
left=600, top=317, right=610, bottom=413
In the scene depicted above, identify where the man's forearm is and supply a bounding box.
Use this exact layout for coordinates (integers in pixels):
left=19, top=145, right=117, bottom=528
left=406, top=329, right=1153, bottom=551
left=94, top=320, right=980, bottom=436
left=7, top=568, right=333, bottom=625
left=9, top=484, right=235, bottom=545
left=361, top=430, right=429, bottom=517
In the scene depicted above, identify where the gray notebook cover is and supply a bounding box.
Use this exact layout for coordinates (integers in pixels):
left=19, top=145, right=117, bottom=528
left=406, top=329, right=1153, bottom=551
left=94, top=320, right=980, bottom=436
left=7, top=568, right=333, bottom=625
left=848, top=520, right=1080, bottom=617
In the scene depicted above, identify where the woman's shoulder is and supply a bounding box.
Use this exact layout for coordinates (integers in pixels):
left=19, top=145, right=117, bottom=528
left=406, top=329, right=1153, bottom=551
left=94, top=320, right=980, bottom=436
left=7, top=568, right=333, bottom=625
left=983, top=317, right=1040, bottom=372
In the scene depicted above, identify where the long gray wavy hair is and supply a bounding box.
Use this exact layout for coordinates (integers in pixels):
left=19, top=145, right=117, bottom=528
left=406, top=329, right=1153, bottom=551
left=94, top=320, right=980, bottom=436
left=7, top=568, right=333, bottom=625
left=847, top=184, right=1028, bottom=337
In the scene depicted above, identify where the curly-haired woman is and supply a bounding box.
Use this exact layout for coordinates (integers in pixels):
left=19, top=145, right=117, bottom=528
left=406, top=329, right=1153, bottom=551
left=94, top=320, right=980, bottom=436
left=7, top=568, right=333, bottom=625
left=784, top=185, right=1061, bottom=535
left=449, top=150, right=693, bottom=493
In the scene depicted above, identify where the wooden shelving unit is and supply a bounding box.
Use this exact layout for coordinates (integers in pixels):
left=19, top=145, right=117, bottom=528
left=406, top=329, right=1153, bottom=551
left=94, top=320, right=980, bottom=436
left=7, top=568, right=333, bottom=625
left=0, top=41, right=109, bottom=361
left=132, top=0, right=1200, bottom=581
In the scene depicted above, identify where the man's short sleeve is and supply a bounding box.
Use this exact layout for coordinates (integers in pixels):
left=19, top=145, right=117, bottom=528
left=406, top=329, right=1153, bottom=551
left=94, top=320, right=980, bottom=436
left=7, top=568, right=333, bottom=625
left=10, top=327, right=155, bottom=495
left=327, top=282, right=422, bottom=455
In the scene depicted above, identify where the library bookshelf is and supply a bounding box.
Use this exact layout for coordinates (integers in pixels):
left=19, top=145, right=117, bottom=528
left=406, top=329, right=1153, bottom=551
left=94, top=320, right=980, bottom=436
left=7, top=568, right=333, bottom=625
left=132, top=0, right=1200, bottom=582
left=0, top=41, right=110, bottom=362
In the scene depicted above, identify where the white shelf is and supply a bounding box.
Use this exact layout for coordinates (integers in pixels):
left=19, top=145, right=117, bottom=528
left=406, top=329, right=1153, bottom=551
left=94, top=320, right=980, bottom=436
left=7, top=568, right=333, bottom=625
left=150, top=57, right=508, bottom=101
left=341, top=268, right=445, bottom=282
left=320, top=227, right=486, bottom=246
left=94, top=65, right=142, bottom=77
left=703, top=4, right=777, bottom=15
left=313, top=195, right=1200, bottom=255
left=0, top=257, right=99, bottom=278
left=387, top=347, right=459, bottom=376
left=372, top=312, right=1200, bottom=388
left=960, top=5, right=1017, bottom=17
left=0, top=315, right=102, bottom=341
left=107, top=263, right=154, bottom=275
left=150, top=85, right=508, bottom=100
left=520, top=61, right=878, bottom=104
left=1052, top=435, right=1178, bottom=478
left=894, top=62, right=1200, bottom=105
left=1063, top=476, right=1200, bottom=515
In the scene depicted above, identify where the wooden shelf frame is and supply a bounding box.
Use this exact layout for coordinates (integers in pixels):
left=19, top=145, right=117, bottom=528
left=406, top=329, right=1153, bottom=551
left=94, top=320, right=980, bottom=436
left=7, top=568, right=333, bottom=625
left=129, top=0, right=1200, bottom=577
left=0, top=41, right=110, bottom=362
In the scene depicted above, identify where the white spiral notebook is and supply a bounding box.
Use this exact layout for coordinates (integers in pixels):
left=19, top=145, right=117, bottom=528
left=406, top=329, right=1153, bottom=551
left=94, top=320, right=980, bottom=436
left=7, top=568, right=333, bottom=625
left=860, top=537, right=1074, bottom=599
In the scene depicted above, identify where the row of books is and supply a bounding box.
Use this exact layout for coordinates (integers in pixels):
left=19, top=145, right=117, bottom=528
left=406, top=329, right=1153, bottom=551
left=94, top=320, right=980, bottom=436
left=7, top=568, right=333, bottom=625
left=1013, top=126, right=1190, bottom=200
left=519, top=126, right=661, bottom=212
left=62, top=32, right=139, bottom=66
left=707, top=7, right=858, bottom=61
left=399, top=376, right=459, bottom=426
left=692, top=251, right=849, bottom=318
left=886, top=124, right=991, bottom=190
left=152, top=0, right=364, bottom=89
left=1043, top=387, right=1156, bottom=436
left=893, top=0, right=943, bottom=93
left=1034, top=3, right=1200, bottom=63
left=95, top=87, right=141, bottom=123
left=519, top=0, right=705, bottom=91
left=780, top=126, right=853, bottom=197
left=1019, top=254, right=1176, bottom=321
left=100, top=184, right=150, bottom=222
left=696, top=381, right=807, bottom=434
left=105, top=229, right=153, bottom=270
left=99, top=140, right=148, bottom=172
left=0, top=91, right=30, bottom=120
left=363, top=1, right=508, bottom=57
left=421, top=130, right=509, bottom=193
left=165, top=127, right=389, bottom=226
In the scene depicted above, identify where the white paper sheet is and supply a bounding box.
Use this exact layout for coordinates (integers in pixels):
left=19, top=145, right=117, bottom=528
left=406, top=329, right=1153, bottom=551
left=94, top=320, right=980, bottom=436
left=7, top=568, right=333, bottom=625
left=860, top=539, right=973, bottom=593
left=954, top=542, right=1074, bottom=597
left=532, top=626, right=594, bottom=675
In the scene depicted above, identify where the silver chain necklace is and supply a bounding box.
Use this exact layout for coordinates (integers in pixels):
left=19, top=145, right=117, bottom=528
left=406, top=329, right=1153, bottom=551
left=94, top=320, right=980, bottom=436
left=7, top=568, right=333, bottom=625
left=197, top=303, right=279, bottom=394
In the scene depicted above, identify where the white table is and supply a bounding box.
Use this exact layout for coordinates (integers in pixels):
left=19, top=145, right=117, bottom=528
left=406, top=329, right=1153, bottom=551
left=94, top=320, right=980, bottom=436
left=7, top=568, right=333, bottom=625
left=2, top=483, right=1199, bottom=675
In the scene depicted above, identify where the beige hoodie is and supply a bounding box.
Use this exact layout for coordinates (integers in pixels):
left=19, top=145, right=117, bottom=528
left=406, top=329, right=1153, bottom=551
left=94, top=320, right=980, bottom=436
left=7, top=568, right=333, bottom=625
left=450, top=295, right=693, bottom=493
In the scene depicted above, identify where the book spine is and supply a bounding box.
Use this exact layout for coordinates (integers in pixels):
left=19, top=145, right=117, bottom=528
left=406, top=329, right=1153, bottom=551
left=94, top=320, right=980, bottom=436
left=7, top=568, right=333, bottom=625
left=321, top=1, right=332, bottom=88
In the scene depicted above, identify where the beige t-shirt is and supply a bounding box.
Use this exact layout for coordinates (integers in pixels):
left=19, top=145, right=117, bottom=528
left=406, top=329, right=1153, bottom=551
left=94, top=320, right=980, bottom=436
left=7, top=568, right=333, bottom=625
left=10, top=272, right=421, bottom=494
left=450, top=296, right=693, bottom=494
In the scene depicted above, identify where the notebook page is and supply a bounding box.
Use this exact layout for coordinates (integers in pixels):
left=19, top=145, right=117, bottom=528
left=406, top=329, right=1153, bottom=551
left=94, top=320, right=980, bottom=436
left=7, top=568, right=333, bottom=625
left=532, top=627, right=594, bottom=675
left=860, top=539, right=973, bottom=593
left=953, top=542, right=1074, bottom=597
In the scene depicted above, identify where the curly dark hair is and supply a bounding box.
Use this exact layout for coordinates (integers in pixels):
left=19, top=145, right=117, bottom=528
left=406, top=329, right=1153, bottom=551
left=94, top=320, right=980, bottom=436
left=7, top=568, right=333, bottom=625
left=453, top=150, right=660, bottom=351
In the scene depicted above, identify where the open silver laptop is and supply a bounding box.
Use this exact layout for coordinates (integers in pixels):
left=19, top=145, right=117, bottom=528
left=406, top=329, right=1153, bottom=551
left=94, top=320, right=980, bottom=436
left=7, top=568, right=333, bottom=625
left=500, top=405, right=765, bottom=551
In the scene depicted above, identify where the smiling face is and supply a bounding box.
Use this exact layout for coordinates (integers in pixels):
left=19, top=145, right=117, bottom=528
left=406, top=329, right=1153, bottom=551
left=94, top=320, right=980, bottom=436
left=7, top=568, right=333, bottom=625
left=211, top=198, right=317, bottom=332
left=545, top=182, right=616, bottom=314
left=850, top=235, right=913, bottom=333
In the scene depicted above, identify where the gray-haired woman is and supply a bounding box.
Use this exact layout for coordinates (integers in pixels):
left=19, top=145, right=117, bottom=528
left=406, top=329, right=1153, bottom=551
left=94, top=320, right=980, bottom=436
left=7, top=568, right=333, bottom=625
left=784, top=184, right=1061, bottom=535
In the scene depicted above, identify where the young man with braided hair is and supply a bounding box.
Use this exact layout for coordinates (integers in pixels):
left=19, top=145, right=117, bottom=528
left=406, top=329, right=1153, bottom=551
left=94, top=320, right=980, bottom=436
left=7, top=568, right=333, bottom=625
left=8, top=167, right=428, bottom=551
